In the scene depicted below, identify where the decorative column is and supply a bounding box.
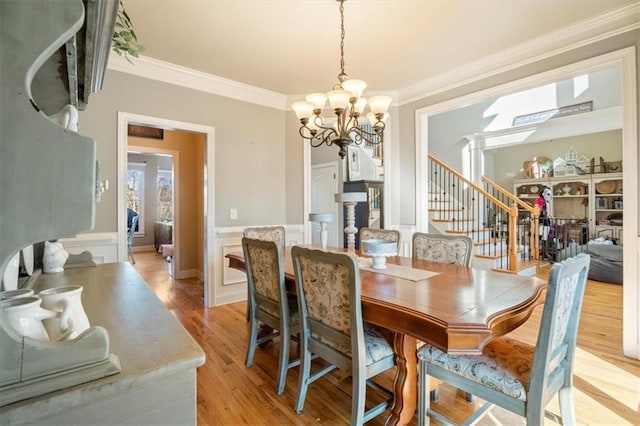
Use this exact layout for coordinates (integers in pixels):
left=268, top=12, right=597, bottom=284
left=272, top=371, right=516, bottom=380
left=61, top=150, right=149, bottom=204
left=308, top=213, right=336, bottom=250
left=335, top=192, right=367, bottom=252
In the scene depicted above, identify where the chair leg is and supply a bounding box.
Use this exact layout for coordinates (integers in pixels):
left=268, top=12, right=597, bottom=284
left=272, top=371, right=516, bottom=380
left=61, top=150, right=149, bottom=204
left=351, top=373, right=366, bottom=425
left=294, top=345, right=312, bottom=413
left=558, top=386, right=576, bottom=425
left=418, top=359, right=431, bottom=426
left=128, top=245, right=135, bottom=264
left=276, top=329, right=290, bottom=395
left=245, top=315, right=258, bottom=368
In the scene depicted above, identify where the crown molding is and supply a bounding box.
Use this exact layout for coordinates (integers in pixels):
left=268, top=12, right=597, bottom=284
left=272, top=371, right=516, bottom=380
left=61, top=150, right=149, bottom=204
left=107, top=53, right=289, bottom=110
left=399, top=2, right=640, bottom=105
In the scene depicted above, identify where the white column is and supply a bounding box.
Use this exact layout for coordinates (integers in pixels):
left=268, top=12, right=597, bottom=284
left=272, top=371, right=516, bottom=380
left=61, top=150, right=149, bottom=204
left=335, top=192, right=367, bottom=252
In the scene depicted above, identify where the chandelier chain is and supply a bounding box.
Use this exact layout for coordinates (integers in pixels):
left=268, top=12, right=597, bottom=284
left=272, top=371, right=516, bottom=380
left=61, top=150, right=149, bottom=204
left=338, top=0, right=346, bottom=82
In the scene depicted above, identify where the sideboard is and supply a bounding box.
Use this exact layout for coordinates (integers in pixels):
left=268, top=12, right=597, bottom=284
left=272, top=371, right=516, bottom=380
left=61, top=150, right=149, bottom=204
left=0, top=263, right=205, bottom=425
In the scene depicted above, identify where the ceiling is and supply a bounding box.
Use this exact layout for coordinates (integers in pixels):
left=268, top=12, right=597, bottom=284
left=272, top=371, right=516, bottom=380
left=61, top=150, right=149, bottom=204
left=123, top=0, right=632, bottom=97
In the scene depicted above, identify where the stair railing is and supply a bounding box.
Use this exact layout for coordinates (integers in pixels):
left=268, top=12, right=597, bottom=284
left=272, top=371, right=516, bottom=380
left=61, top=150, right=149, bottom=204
left=482, top=176, right=541, bottom=263
left=428, top=155, right=524, bottom=272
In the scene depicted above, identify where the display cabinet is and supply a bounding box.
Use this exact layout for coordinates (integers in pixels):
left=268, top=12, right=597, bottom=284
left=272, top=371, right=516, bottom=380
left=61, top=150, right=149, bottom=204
left=513, top=172, right=623, bottom=244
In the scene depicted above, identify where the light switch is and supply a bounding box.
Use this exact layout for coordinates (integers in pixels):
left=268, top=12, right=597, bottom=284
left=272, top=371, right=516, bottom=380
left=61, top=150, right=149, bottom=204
left=230, top=208, right=238, bottom=220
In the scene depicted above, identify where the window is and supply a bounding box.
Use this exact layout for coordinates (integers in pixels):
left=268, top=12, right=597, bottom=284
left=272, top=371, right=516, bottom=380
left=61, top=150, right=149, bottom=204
left=157, top=169, right=173, bottom=222
left=127, top=162, right=146, bottom=234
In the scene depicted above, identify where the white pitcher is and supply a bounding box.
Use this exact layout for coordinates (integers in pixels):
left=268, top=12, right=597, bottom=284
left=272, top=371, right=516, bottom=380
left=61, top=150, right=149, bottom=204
left=0, top=296, right=57, bottom=341
left=0, top=288, right=34, bottom=301
left=38, top=285, right=90, bottom=341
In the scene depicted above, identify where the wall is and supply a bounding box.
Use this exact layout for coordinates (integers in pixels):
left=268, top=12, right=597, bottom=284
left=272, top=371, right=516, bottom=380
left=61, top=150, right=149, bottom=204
left=493, top=129, right=622, bottom=189
left=78, top=70, right=287, bottom=234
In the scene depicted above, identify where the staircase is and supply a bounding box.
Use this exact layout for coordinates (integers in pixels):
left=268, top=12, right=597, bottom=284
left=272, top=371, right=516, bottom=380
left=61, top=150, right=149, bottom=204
left=428, top=155, right=541, bottom=275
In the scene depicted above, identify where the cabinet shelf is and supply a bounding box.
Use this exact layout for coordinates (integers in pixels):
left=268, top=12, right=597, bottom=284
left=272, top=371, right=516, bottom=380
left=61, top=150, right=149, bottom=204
left=514, top=172, right=623, bottom=244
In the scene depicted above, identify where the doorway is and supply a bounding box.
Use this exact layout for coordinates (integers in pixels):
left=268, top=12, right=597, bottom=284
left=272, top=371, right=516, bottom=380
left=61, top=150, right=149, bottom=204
left=117, top=112, right=216, bottom=307
left=415, top=47, right=638, bottom=359
left=310, top=162, right=340, bottom=248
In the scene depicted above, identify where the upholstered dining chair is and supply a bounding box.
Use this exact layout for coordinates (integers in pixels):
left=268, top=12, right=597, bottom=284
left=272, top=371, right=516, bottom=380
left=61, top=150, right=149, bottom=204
left=242, top=226, right=286, bottom=321
left=359, top=228, right=401, bottom=248
left=412, top=232, right=474, bottom=267
left=417, top=253, right=591, bottom=426
left=127, top=215, right=138, bottom=264
left=291, top=246, right=395, bottom=425
left=242, top=237, right=299, bottom=395
left=412, top=232, right=474, bottom=402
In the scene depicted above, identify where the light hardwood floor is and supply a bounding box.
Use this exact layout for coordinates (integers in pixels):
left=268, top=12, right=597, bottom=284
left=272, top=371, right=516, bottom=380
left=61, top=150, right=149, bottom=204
left=132, top=251, right=640, bottom=425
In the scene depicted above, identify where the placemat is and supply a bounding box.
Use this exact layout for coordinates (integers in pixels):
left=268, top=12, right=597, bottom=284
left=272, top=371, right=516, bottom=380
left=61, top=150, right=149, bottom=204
left=358, top=258, right=439, bottom=281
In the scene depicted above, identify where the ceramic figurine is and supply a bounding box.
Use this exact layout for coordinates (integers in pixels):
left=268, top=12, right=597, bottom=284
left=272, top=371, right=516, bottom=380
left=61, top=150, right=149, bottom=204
left=43, top=241, right=69, bottom=273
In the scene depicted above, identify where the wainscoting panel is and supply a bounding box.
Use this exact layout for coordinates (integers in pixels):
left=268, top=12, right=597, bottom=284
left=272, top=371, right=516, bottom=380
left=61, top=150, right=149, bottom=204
left=58, top=232, right=118, bottom=264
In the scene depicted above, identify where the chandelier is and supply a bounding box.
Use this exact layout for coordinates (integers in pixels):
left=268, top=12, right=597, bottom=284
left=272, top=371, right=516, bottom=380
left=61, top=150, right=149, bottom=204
left=291, top=0, right=391, bottom=159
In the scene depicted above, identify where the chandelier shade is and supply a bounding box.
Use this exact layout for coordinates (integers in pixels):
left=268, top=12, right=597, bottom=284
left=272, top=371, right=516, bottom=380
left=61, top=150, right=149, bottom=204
left=291, top=0, right=391, bottom=159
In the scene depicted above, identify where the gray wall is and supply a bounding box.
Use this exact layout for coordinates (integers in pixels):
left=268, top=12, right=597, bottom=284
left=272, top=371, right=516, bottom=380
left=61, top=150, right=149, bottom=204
left=79, top=30, right=639, bottom=233
left=79, top=71, right=287, bottom=232
left=398, top=30, right=640, bottom=226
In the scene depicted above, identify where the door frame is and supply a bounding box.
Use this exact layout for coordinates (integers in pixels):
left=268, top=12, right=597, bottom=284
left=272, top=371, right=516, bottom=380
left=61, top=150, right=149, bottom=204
left=117, top=112, right=215, bottom=306
left=415, top=47, right=638, bottom=359
left=310, top=161, right=341, bottom=247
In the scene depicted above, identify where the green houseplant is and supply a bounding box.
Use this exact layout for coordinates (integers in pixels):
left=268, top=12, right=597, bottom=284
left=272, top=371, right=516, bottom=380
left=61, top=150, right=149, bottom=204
left=112, top=1, right=145, bottom=62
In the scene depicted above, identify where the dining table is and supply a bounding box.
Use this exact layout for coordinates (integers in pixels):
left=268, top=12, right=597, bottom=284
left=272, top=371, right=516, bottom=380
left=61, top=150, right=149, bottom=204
left=226, top=246, right=546, bottom=425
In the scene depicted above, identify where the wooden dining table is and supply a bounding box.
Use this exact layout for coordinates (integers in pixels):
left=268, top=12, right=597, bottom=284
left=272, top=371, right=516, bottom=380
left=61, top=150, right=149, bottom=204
left=226, top=246, right=546, bottom=425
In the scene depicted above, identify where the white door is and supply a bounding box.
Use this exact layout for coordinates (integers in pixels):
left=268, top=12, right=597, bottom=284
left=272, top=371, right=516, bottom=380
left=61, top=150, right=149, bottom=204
left=311, top=162, right=340, bottom=248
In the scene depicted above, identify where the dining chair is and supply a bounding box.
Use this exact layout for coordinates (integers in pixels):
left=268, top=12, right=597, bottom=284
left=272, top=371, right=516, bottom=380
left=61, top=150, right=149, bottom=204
left=242, top=226, right=286, bottom=321
left=127, top=215, right=138, bottom=264
left=291, top=246, right=395, bottom=425
left=242, top=237, right=299, bottom=395
left=412, top=232, right=474, bottom=402
left=417, top=253, right=591, bottom=426
left=359, top=228, right=401, bottom=248
left=412, top=232, right=474, bottom=266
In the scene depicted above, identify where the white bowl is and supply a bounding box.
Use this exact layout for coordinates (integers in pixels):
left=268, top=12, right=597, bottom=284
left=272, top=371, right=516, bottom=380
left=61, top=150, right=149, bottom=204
left=361, top=239, right=398, bottom=269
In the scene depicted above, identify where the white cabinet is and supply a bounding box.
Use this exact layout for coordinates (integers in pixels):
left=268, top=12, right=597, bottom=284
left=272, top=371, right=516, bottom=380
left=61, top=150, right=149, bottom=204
left=513, top=172, right=623, bottom=244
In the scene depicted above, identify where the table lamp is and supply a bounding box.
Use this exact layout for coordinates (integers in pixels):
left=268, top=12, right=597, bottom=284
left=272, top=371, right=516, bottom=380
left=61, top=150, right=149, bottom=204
left=308, top=213, right=336, bottom=249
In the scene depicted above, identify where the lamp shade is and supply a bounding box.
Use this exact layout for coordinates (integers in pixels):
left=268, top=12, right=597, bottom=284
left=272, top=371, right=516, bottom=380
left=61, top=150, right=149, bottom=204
left=309, top=212, right=336, bottom=223
left=353, top=97, right=367, bottom=115
left=368, top=95, right=392, bottom=115
left=342, top=79, right=367, bottom=98
left=335, top=192, right=367, bottom=203
left=305, top=92, right=327, bottom=110
left=292, top=101, right=315, bottom=119
left=327, top=89, right=351, bottom=110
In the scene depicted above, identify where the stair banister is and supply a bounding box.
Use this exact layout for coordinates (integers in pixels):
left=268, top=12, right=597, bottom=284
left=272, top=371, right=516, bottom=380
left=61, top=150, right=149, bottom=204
left=481, top=176, right=541, bottom=262
left=428, top=155, right=522, bottom=273
left=429, top=156, right=511, bottom=212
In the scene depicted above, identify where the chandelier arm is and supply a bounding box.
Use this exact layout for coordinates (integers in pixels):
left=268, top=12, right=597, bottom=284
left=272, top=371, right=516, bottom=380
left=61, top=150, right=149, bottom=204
left=349, top=125, right=385, bottom=145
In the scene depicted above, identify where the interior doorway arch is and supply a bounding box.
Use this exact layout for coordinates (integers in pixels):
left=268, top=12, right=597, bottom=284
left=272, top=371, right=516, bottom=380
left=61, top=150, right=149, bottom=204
left=415, top=47, right=638, bottom=359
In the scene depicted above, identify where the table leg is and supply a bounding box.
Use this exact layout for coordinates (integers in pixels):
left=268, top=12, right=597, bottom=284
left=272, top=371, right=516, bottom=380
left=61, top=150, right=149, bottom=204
left=386, top=332, right=417, bottom=426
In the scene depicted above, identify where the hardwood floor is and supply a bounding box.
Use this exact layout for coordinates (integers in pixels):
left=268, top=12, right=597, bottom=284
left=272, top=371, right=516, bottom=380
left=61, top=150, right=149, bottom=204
left=132, top=251, right=640, bottom=425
